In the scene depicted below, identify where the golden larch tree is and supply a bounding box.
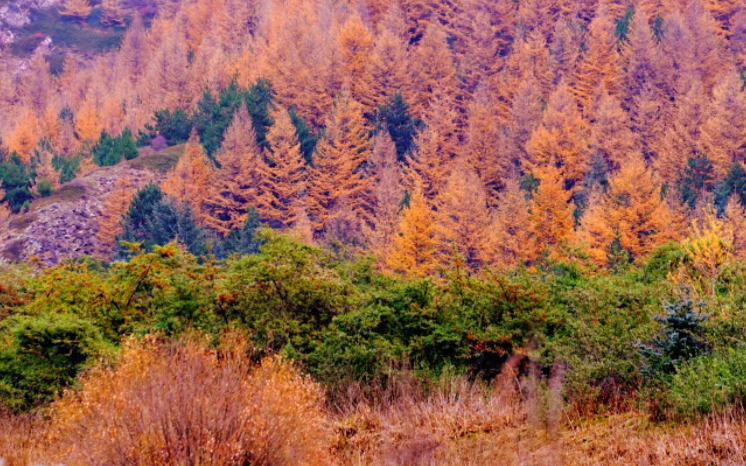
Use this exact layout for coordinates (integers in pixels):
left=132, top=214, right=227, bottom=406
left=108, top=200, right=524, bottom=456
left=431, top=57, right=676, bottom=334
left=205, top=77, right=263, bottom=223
left=407, top=91, right=460, bottom=199
left=487, top=177, right=535, bottom=268
left=96, top=179, right=135, bottom=253
left=205, top=105, right=271, bottom=235
left=7, top=110, right=40, bottom=164
left=75, top=100, right=103, bottom=145
left=525, top=82, right=590, bottom=192
left=411, top=23, right=458, bottom=116
left=700, top=69, right=746, bottom=178
left=162, top=130, right=214, bottom=223
left=724, top=194, right=746, bottom=259
left=366, top=131, right=404, bottom=262
left=386, top=181, right=438, bottom=278
left=59, top=0, right=92, bottom=22
left=435, top=162, right=492, bottom=270
left=656, top=79, right=707, bottom=184
left=356, top=15, right=412, bottom=113
left=588, top=88, right=641, bottom=172
left=308, top=93, right=372, bottom=232
left=574, top=187, right=616, bottom=267
left=263, top=107, right=307, bottom=229
left=464, top=85, right=505, bottom=204
left=600, top=156, right=668, bottom=261
left=100, top=0, right=126, bottom=27
left=529, top=164, right=575, bottom=257
left=338, top=14, right=373, bottom=95
left=573, top=3, right=622, bottom=107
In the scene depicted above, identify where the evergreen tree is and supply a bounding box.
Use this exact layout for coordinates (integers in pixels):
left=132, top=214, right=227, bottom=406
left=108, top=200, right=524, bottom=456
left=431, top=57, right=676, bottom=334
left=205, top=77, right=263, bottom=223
left=139, top=108, right=193, bottom=147
left=374, top=92, right=420, bottom=162
left=289, top=107, right=318, bottom=164
left=245, top=79, right=275, bottom=151
left=117, top=184, right=209, bottom=258
left=715, top=162, right=746, bottom=213
left=0, top=154, right=32, bottom=213
left=678, top=153, right=714, bottom=210
left=223, top=207, right=263, bottom=256
left=92, top=129, right=139, bottom=167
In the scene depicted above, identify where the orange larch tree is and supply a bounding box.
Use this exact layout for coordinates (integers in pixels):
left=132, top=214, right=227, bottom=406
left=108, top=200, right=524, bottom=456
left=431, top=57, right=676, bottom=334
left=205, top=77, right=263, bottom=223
left=162, top=130, right=214, bottom=223
left=205, top=105, right=271, bottom=235
left=386, top=181, right=438, bottom=278
left=308, top=93, right=372, bottom=233
left=529, top=164, right=575, bottom=257
left=487, top=176, right=535, bottom=268
left=435, top=162, right=492, bottom=269
left=263, top=107, right=307, bottom=229
left=96, top=179, right=135, bottom=254
left=573, top=3, right=622, bottom=108
left=525, top=82, right=590, bottom=192
left=366, top=131, right=404, bottom=262
left=700, top=69, right=746, bottom=178
left=588, top=88, right=641, bottom=172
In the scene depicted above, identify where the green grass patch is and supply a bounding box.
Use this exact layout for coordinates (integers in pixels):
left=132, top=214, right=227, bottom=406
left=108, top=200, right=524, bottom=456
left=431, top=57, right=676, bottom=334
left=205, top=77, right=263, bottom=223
left=30, top=184, right=86, bottom=212
left=128, top=145, right=184, bottom=173
left=10, top=7, right=126, bottom=58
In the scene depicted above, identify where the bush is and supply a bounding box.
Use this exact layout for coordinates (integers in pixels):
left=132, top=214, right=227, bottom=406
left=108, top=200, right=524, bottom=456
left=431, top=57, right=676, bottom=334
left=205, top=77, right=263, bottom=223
left=0, top=313, right=110, bottom=411
left=667, top=347, right=746, bottom=418
left=43, top=336, right=334, bottom=466
left=36, top=178, right=53, bottom=197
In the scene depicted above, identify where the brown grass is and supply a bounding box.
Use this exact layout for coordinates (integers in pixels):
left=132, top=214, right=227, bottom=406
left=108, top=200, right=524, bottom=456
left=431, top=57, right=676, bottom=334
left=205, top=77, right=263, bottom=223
left=5, top=335, right=336, bottom=466
left=5, top=341, right=746, bottom=465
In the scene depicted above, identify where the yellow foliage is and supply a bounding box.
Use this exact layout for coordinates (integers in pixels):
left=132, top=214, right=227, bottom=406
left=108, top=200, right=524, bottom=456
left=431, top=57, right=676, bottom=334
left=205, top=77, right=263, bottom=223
left=682, top=207, right=734, bottom=297
left=387, top=182, right=438, bottom=277
left=162, top=130, right=214, bottom=222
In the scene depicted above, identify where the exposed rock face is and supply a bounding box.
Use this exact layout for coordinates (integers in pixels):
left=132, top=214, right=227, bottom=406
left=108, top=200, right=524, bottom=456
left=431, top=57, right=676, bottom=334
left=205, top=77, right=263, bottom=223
left=0, top=160, right=167, bottom=265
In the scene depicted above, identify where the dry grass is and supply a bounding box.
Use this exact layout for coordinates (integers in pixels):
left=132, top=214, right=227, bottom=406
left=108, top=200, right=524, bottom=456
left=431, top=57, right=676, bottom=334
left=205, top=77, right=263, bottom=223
left=4, top=335, right=336, bottom=466
left=5, top=341, right=746, bottom=465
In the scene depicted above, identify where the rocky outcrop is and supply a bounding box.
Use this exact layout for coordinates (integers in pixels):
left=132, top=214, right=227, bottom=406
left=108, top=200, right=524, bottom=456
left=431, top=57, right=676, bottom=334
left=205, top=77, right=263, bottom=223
left=0, top=156, right=172, bottom=265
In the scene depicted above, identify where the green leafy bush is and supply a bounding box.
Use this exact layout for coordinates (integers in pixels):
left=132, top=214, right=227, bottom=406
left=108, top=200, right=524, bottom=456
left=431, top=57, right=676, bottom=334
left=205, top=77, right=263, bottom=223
left=667, top=347, right=746, bottom=418
left=0, top=313, right=110, bottom=410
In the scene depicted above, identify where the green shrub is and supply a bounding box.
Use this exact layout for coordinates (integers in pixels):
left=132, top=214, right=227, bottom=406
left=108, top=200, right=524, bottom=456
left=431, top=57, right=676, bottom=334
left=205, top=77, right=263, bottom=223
left=0, top=313, right=110, bottom=411
left=36, top=178, right=53, bottom=197
left=668, top=347, right=746, bottom=418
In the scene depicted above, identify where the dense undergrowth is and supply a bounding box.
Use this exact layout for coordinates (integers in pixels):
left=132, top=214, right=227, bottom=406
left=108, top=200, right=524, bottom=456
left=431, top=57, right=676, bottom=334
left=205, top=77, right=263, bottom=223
left=3, top=231, right=746, bottom=463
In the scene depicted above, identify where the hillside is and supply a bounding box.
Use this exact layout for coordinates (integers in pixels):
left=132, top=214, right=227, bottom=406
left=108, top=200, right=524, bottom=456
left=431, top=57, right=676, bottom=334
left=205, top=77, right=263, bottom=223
left=5, top=0, right=746, bottom=464
left=0, top=146, right=179, bottom=264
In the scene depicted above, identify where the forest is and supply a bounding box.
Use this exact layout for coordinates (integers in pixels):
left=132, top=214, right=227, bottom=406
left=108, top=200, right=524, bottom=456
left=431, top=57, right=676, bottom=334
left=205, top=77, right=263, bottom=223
left=4, top=0, right=746, bottom=463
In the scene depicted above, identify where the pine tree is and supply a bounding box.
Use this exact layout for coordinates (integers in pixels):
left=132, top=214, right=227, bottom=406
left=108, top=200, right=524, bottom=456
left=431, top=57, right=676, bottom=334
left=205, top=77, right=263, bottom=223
left=263, top=107, right=307, bottom=229
left=204, top=105, right=271, bottom=235
left=575, top=186, right=616, bottom=266
left=162, top=130, right=214, bottom=223
left=436, top=162, right=492, bottom=269
left=308, top=93, right=372, bottom=232
left=386, top=181, right=438, bottom=277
